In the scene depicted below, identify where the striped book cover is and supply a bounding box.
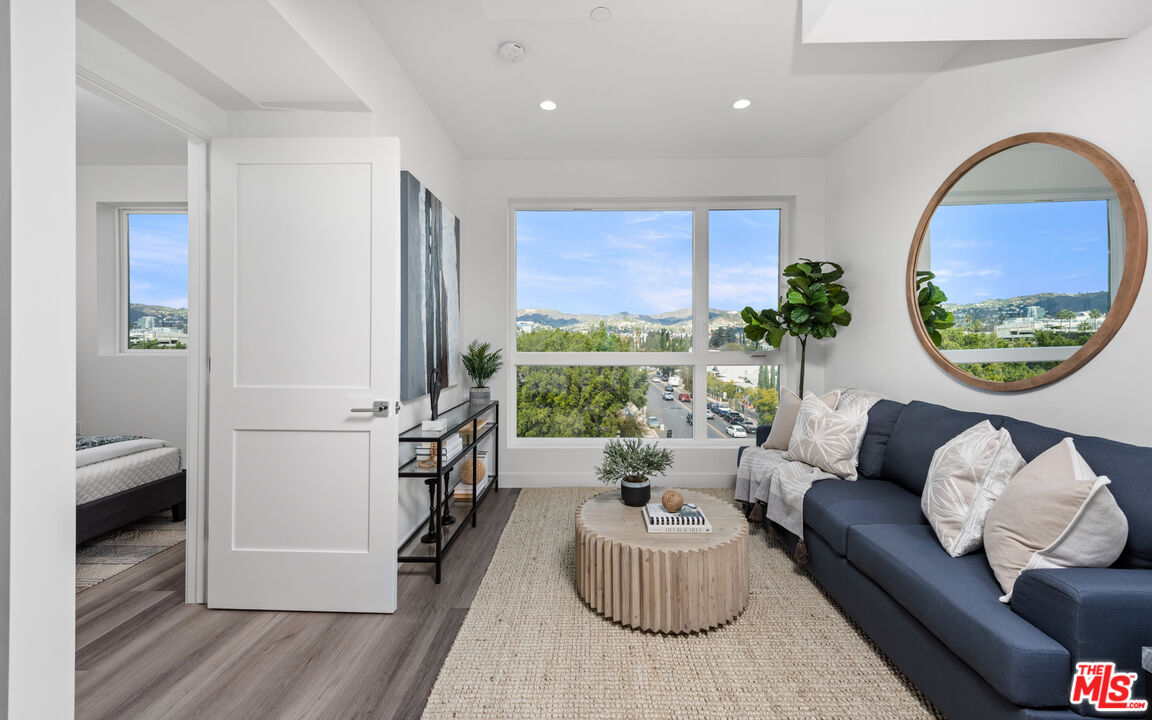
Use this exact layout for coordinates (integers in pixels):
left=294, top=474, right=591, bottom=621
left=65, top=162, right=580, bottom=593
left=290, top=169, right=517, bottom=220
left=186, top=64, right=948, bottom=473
left=642, top=503, right=712, bottom=533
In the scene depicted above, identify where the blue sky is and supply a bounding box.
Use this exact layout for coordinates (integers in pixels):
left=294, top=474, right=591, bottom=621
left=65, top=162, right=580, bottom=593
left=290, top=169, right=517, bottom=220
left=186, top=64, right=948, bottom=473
left=928, top=200, right=1108, bottom=305
left=516, top=209, right=779, bottom=315
left=128, top=212, right=188, bottom=309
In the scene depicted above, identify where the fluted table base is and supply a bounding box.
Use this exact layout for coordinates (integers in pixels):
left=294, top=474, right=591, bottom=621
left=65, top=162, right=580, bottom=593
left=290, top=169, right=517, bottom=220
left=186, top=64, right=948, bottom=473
left=575, top=490, right=749, bottom=634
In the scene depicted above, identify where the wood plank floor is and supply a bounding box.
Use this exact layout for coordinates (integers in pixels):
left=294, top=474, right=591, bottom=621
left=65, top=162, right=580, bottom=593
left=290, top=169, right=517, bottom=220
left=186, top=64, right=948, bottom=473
left=76, top=488, right=520, bottom=720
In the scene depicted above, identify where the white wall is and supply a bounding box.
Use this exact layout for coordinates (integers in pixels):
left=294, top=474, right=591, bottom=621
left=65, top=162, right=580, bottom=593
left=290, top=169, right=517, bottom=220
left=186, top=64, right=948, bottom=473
left=826, top=30, right=1152, bottom=445
left=1, top=0, right=76, bottom=716
left=463, top=157, right=827, bottom=487
left=76, top=165, right=188, bottom=454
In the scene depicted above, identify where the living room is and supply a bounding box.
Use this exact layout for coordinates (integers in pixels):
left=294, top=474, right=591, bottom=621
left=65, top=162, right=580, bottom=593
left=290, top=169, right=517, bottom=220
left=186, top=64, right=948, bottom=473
left=6, top=1, right=1152, bottom=719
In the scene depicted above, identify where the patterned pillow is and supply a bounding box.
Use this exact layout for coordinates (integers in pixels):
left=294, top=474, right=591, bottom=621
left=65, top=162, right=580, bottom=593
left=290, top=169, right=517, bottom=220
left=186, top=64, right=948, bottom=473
left=761, top=388, right=840, bottom=451
left=921, top=421, right=1025, bottom=558
left=983, top=438, right=1128, bottom=602
left=782, top=393, right=868, bottom=480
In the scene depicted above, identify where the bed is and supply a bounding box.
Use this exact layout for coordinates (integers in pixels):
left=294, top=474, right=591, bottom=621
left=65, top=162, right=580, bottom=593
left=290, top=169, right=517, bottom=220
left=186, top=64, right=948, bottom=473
left=76, top=435, right=186, bottom=544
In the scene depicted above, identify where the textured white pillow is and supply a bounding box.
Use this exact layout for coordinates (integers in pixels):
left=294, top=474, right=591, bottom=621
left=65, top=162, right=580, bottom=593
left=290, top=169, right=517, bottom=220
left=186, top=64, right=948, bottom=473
left=921, top=421, right=1026, bottom=558
left=761, top=388, right=841, bottom=451
left=983, top=438, right=1128, bottom=602
left=782, top=393, right=868, bottom=480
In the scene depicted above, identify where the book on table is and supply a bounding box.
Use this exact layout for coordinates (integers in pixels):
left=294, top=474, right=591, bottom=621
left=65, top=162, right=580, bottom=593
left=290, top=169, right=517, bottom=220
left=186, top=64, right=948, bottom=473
left=416, top=437, right=464, bottom=460
left=453, top=475, right=490, bottom=500
left=642, top=503, right=712, bottom=533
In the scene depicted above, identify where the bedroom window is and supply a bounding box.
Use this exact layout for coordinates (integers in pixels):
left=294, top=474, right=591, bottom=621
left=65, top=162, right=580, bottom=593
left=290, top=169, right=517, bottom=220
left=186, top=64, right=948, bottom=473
left=512, top=201, right=785, bottom=442
left=119, top=208, right=189, bottom=352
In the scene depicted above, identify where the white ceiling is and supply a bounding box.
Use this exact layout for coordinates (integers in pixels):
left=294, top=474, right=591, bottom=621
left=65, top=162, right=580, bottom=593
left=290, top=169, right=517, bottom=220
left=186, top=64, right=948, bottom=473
left=80, top=0, right=1152, bottom=161
left=803, top=0, right=1152, bottom=44
left=77, top=85, right=189, bottom=165
left=80, top=0, right=368, bottom=112
left=357, top=0, right=974, bottom=158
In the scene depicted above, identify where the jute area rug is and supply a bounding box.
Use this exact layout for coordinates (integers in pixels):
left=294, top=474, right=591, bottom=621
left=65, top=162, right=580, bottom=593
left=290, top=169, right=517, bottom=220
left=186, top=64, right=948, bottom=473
left=422, top=487, right=942, bottom=720
left=75, top=509, right=185, bottom=593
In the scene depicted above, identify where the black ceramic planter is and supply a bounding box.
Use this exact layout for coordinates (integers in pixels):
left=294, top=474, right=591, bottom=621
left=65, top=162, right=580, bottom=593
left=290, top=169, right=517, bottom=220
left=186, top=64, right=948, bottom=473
left=620, top=479, right=651, bottom=507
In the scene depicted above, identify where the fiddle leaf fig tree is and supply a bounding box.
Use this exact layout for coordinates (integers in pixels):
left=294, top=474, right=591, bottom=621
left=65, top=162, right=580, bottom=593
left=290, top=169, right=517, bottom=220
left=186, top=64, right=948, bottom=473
left=916, top=270, right=955, bottom=347
left=742, top=259, right=852, bottom=397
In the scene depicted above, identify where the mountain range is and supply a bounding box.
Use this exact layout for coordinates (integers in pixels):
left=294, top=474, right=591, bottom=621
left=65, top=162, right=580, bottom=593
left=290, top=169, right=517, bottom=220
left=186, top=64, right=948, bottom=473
left=517, top=308, right=742, bottom=330
left=945, top=291, right=1109, bottom=320
left=129, top=303, right=188, bottom=328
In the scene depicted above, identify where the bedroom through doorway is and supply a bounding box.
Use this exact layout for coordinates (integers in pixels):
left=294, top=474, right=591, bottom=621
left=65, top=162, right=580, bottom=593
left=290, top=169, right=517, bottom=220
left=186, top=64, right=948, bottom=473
left=74, top=82, right=200, bottom=594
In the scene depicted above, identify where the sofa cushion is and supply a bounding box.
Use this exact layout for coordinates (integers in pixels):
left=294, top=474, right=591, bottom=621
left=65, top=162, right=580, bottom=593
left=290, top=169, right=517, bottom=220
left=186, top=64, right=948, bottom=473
left=1012, top=568, right=1152, bottom=717
left=984, top=438, right=1128, bottom=601
left=803, top=479, right=926, bottom=557
left=881, top=401, right=1007, bottom=495
left=847, top=523, right=1071, bottom=707
left=921, top=420, right=1025, bottom=558
left=857, top=399, right=905, bottom=480
left=762, top=388, right=840, bottom=450
left=784, top=394, right=869, bottom=479
left=1003, top=418, right=1152, bottom=570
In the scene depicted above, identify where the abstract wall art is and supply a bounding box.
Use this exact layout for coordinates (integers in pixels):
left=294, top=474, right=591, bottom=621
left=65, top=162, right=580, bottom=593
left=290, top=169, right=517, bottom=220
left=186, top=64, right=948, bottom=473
left=400, top=171, right=461, bottom=401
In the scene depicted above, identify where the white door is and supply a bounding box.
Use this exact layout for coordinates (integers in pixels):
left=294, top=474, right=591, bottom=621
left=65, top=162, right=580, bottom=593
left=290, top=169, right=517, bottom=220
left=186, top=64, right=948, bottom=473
left=207, top=138, right=400, bottom=613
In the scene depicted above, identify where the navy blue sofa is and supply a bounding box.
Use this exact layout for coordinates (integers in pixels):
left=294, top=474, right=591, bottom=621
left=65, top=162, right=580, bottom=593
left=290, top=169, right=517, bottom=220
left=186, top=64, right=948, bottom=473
left=739, top=399, right=1152, bottom=720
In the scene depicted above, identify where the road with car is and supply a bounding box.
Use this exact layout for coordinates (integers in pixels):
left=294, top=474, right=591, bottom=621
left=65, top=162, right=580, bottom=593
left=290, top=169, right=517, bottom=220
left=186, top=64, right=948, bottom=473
left=643, top=374, right=743, bottom=440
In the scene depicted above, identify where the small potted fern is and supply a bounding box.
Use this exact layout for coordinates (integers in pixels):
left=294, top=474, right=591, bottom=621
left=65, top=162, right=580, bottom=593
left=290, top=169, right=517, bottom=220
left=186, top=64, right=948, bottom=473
left=595, top=437, right=675, bottom=507
left=461, top=340, right=503, bottom=404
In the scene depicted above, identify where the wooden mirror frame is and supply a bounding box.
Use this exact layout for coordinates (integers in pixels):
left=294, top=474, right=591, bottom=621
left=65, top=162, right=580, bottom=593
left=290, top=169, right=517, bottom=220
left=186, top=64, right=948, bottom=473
left=906, top=132, right=1147, bottom=392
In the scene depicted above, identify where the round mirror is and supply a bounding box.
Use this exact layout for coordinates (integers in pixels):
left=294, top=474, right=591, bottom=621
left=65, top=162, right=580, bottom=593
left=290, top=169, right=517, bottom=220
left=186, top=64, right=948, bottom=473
left=907, top=133, right=1147, bottom=391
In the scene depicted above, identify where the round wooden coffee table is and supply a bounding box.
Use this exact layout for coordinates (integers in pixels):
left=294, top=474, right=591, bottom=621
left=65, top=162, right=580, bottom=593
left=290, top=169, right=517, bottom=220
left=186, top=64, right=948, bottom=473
left=575, top=489, right=749, bottom=634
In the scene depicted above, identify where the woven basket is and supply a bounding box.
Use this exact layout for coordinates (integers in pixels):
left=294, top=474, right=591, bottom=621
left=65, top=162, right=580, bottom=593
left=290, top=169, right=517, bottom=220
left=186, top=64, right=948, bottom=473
left=460, top=457, right=486, bottom=485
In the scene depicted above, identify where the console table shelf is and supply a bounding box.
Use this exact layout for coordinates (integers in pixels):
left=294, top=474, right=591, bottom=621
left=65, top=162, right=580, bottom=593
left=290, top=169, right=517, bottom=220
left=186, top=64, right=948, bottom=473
left=397, top=399, right=499, bottom=583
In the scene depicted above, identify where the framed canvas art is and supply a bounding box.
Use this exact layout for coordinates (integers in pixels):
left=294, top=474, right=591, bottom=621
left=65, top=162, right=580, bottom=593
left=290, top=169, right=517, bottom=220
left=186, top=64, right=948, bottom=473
left=400, top=171, right=461, bottom=401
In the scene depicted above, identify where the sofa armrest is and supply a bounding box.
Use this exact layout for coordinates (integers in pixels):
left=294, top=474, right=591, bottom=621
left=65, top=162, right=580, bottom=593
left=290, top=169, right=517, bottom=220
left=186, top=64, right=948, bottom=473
left=736, top=425, right=772, bottom=468
left=755, top=424, right=772, bottom=447
left=1012, top=568, right=1152, bottom=716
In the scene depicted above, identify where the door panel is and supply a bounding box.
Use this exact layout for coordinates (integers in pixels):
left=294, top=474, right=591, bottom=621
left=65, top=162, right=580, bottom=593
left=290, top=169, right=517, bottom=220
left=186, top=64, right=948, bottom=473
left=232, top=429, right=370, bottom=552
left=208, top=137, right=399, bottom=613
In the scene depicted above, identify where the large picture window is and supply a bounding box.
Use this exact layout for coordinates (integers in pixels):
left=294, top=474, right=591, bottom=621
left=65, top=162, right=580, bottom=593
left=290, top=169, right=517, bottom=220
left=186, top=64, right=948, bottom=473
left=120, top=208, right=189, bottom=351
left=512, top=202, right=784, bottom=441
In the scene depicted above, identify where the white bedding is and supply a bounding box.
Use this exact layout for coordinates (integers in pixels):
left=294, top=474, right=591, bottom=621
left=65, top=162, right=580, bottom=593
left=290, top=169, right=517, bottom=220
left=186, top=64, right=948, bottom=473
left=76, top=446, right=182, bottom=505
left=76, top=437, right=171, bottom=468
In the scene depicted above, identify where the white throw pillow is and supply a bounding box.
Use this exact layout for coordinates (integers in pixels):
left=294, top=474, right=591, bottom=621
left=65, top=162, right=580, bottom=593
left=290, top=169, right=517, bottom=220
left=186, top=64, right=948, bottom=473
left=761, top=388, right=841, bottom=451
left=782, top=392, right=868, bottom=480
left=921, top=421, right=1026, bottom=558
left=983, top=438, right=1128, bottom=602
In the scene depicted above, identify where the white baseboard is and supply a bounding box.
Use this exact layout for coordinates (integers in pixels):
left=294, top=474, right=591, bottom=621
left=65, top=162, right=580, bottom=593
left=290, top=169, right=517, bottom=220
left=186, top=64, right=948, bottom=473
left=497, top=471, right=737, bottom=488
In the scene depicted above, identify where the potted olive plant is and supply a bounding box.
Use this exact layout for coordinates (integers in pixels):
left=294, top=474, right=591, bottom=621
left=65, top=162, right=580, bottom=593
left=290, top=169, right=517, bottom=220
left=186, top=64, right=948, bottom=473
left=460, top=340, right=503, bottom=404
left=595, top=437, right=675, bottom=507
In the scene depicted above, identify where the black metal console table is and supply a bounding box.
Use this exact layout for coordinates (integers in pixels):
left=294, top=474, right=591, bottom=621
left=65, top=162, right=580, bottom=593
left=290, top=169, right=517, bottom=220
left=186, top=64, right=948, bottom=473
left=398, top=399, right=499, bottom=583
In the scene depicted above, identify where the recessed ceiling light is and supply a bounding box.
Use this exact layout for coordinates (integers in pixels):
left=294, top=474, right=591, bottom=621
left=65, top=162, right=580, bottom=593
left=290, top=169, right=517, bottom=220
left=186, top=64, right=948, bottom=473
left=539, top=100, right=558, bottom=111
left=590, top=6, right=612, bottom=21
left=733, top=98, right=752, bottom=110
left=498, top=41, right=526, bottom=62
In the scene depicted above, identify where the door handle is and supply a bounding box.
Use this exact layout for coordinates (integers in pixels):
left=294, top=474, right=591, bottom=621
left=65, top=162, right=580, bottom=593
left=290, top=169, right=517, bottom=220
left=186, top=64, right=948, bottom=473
left=350, top=400, right=390, bottom=417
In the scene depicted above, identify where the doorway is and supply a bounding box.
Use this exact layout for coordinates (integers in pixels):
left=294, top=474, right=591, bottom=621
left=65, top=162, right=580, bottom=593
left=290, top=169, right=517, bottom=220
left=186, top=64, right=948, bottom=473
left=74, top=79, right=208, bottom=601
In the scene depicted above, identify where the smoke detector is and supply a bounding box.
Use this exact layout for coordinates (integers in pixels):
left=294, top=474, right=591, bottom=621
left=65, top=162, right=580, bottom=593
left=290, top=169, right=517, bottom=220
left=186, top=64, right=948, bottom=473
left=590, top=6, right=612, bottom=21
left=498, top=41, right=526, bottom=62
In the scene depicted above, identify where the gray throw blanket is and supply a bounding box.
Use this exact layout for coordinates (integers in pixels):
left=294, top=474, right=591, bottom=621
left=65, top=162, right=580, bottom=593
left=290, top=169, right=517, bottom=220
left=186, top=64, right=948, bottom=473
left=736, top=388, right=886, bottom=562
left=75, top=434, right=145, bottom=452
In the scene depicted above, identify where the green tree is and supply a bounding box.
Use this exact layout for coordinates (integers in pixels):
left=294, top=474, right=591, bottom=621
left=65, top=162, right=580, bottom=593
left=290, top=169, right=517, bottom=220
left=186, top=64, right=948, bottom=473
left=748, top=387, right=779, bottom=424
left=742, top=259, right=851, bottom=396
left=515, top=327, right=650, bottom=438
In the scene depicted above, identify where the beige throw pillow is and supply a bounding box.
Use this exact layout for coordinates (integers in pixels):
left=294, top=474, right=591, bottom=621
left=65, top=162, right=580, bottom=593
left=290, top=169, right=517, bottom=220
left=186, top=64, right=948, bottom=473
left=782, top=392, right=868, bottom=480
left=921, top=421, right=1026, bottom=558
left=983, top=438, right=1128, bottom=602
left=762, top=388, right=841, bottom=451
